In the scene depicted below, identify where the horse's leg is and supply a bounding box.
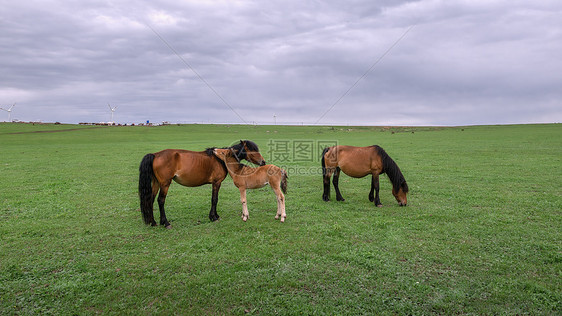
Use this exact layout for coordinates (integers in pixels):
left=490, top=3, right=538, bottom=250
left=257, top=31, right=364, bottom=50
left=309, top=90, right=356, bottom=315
left=369, top=175, right=375, bottom=202
left=371, top=173, right=382, bottom=207
left=240, top=187, right=249, bottom=222
left=322, top=168, right=333, bottom=201
left=157, top=182, right=172, bottom=228
left=273, top=185, right=286, bottom=223
left=333, top=167, right=345, bottom=201
left=209, top=181, right=221, bottom=222
left=147, top=179, right=159, bottom=226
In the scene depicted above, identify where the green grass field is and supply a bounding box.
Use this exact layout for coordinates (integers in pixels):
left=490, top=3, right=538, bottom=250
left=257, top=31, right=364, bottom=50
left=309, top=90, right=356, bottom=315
left=1, top=123, right=560, bottom=314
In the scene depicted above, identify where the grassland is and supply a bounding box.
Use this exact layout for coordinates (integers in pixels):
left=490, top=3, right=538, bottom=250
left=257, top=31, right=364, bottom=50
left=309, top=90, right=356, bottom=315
left=0, top=123, right=560, bottom=315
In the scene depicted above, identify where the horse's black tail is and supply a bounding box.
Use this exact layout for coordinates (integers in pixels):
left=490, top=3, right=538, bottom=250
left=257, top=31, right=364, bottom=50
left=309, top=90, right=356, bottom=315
left=281, top=170, right=288, bottom=194
left=321, top=147, right=330, bottom=176
left=321, top=146, right=333, bottom=201
left=139, top=153, right=156, bottom=225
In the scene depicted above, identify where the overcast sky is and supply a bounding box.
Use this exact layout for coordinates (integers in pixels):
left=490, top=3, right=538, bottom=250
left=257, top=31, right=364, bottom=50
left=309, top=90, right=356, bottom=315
left=1, top=0, right=561, bottom=125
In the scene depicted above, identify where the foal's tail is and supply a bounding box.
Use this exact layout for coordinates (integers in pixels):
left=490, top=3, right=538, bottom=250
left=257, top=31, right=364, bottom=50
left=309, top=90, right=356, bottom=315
left=139, top=153, right=156, bottom=225
left=281, top=170, right=288, bottom=194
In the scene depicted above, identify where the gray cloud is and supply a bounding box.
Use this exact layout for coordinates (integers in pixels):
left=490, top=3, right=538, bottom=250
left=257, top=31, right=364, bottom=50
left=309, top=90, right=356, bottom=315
left=1, top=0, right=561, bottom=125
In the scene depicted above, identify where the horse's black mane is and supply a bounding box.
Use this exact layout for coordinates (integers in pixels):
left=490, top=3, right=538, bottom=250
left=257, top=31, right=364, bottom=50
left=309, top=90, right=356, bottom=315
left=205, top=140, right=259, bottom=157
left=204, top=147, right=227, bottom=173
left=205, top=140, right=261, bottom=171
left=373, top=145, right=409, bottom=193
left=242, top=140, right=260, bottom=152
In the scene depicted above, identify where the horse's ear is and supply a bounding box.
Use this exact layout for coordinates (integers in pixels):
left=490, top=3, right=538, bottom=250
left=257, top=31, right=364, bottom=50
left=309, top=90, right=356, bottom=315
left=240, top=139, right=244, bottom=144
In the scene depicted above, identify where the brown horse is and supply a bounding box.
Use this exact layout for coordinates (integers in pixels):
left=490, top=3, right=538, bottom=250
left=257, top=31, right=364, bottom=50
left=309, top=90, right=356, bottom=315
left=321, top=145, right=408, bottom=206
left=213, top=148, right=288, bottom=223
left=139, top=140, right=266, bottom=227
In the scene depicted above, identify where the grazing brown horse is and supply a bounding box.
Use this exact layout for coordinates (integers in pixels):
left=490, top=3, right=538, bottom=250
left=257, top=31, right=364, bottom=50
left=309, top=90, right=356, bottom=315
left=213, top=148, right=288, bottom=223
left=321, top=145, right=408, bottom=206
left=139, top=140, right=266, bottom=227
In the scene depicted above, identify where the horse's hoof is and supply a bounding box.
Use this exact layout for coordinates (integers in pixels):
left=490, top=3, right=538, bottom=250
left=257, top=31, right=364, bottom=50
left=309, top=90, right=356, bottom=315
left=275, top=215, right=279, bottom=220
left=336, top=197, right=345, bottom=202
left=280, top=217, right=285, bottom=223
left=376, top=204, right=383, bottom=208
left=242, top=216, right=248, bottom=222
left=322, top=196, right=330, bottom=202
left=165, top=225, right=172, bottom=229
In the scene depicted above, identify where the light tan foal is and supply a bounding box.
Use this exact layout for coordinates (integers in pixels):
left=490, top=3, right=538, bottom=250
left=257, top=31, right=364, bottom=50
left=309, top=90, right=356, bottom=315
left=214, top=148, right=288, bottom=222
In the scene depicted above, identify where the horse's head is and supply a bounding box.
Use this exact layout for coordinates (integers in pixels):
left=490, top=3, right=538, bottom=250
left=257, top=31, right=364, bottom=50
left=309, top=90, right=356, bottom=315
left=236, top=140, right=266, bottom=166
left=392, top=181, right=408, bottom=206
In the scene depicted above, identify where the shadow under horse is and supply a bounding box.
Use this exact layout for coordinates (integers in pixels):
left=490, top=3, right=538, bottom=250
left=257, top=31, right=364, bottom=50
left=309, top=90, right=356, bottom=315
left=138, top=140, right=266, bottom=227
left=321, top=145, right=408, bottom=206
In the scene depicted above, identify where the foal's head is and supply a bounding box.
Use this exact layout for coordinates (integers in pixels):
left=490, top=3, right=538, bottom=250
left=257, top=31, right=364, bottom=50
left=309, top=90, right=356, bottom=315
left=234, top=140, right=266, bottom=166
left=213, top=148, right=232, bottom=162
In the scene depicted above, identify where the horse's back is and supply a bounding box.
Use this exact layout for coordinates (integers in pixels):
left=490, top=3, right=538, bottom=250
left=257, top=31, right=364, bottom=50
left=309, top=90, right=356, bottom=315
left=326, top=145, right=382, bottom=178
left=152, top=149, right=226, bottom=186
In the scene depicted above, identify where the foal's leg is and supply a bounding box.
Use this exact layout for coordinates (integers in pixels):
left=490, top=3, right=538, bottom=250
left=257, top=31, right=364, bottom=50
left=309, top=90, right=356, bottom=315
left=157, top=181, right=172, bottom=228
left=370, top=173, right=382, bottom=207
left=209, top=181, right=221, bottom=222
left=322, top=168, right=334, bottom=201
left=273, top=185, right=286, bottom=223
left=333, top=167, right=345, bottom=201
left=239, top=187, right=249, bottom=222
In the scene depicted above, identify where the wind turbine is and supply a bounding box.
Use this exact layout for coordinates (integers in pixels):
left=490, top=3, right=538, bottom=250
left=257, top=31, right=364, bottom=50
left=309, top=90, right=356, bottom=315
left=0, top=103, right=16, bottom=122
left=273, top=113, right=277, bottom=125
left=108, top=103, right=118, bottom=124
